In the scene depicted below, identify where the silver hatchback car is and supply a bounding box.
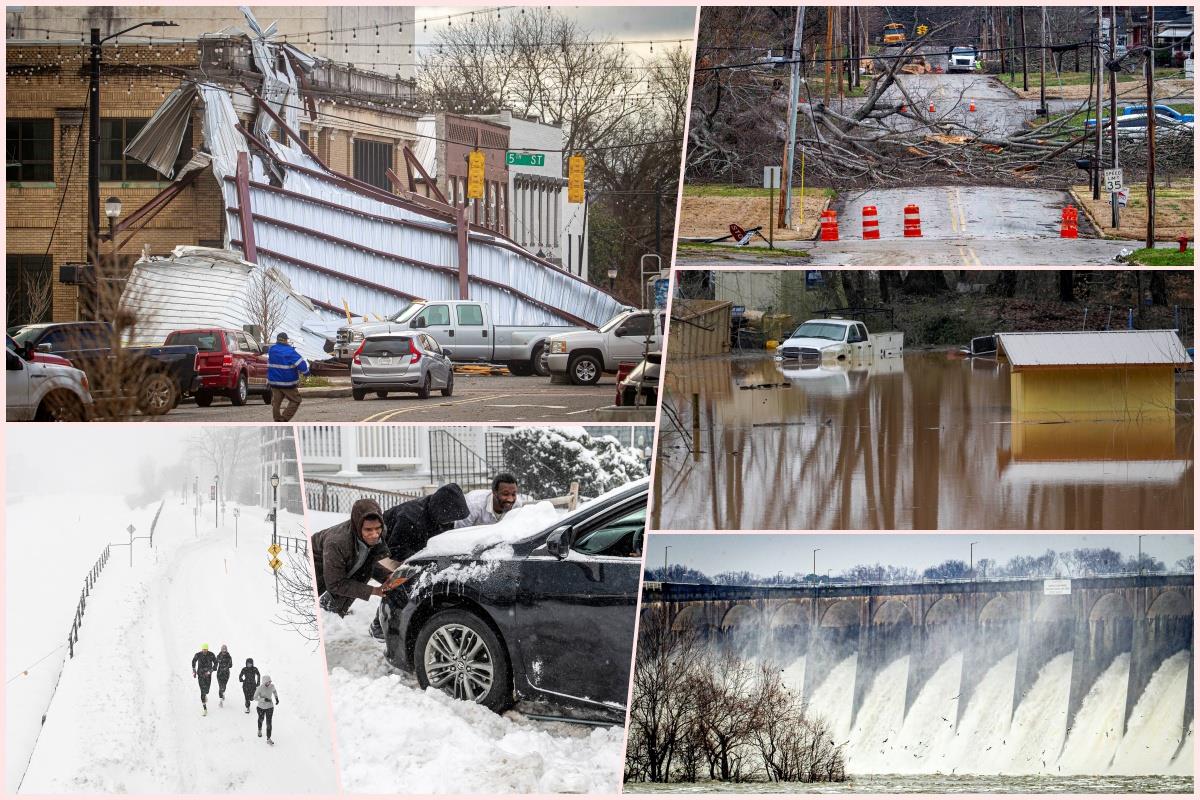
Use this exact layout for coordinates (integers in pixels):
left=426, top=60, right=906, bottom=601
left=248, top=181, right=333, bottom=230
left=350, top=333, right=454, bottom=400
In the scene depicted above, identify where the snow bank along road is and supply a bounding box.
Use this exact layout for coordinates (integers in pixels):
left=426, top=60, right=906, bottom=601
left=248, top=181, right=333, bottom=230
left=10, top=498, right=337, bottom=793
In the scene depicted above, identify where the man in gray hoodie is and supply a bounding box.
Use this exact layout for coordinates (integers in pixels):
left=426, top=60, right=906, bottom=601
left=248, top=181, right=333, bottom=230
left=254, top=674, right=280, bottom=744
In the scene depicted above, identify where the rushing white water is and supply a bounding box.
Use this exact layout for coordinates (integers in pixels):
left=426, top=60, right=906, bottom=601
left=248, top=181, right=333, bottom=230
left=780, top=655, right=806, bottom=699
left=1057, top=654, right=1129, bottom=774
left=934, top=652, right=1017, bottom=773
left=1002, top=651, right=1073, bottom=773
left=1111, top=650, right=1191, bottom=775
left=806, top=654, right=858, bottom=744
left=1168, top=730, right=1193, bottom=775
left=892, top=652, right=963, bottom=772
left=847, top=656, right=910, bottom=772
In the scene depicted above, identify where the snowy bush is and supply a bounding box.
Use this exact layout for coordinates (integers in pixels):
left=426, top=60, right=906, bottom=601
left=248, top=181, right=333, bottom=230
left=501, top=429, right=647, bottom=498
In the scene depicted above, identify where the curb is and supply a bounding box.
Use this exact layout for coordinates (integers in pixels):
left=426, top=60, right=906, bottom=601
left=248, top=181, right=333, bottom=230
left=298, top=387, right=353, bottom=398
left=1067, top=188, right=1111, bottom=239
left=808, top=195, right=835, bottom=241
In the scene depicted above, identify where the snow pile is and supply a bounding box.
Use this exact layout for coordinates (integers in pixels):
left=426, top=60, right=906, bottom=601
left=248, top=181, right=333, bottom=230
left=322, top=599, right=626, bottom=793
left=414, top=501, right=564, bottom=558
left=7, top=495, right=336, bottom=793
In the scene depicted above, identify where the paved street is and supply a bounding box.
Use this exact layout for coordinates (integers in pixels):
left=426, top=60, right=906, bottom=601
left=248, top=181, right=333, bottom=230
left=161, top=373, right=619, bottom=423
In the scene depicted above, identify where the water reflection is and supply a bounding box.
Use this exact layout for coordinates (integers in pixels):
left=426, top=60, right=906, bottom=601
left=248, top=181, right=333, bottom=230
left=654, top=352, right=1194, bottom=530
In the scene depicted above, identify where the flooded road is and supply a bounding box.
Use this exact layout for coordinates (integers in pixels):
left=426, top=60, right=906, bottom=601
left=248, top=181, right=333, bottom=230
left=653, top=352, right=1194, bottom=530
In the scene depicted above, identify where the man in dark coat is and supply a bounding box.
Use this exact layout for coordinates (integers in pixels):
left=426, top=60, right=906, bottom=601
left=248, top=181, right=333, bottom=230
left=382, top=483, right=470, bottom=562
left=191, top=644, right=219, bottom=715
left=312, top=498, right=393, bottom=616
left=215, top=644, right=233, bottom=705
left=238, top=657, right=260, bottom=714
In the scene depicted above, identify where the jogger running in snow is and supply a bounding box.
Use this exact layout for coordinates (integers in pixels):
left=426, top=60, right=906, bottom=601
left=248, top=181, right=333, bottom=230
left=216, top=645, right=233, bottom=706
left=239, top=658, right=260, bottom=714
left=191, top=644, right=219, bottom=714
left=254, top=675, right=280, bottom=744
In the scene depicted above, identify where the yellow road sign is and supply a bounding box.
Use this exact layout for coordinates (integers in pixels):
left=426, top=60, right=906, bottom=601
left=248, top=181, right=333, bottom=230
left=916, top=24, right=928, bottom=36
left=268, top=557, right=283, bottom=571
left=268, top=543, right=282, bottom=556
left=568, top=154, right=585, bottom=203
left=467, top=150, right=485, bottom=199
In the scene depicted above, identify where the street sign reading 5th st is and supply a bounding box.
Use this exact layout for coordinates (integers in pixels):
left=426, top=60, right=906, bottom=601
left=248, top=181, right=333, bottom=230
left=506, top=151, right=546, bottom=167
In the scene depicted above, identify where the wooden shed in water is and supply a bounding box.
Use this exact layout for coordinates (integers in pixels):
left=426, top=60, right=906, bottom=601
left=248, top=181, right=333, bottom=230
left=996, top=330, right=1192, bottom=422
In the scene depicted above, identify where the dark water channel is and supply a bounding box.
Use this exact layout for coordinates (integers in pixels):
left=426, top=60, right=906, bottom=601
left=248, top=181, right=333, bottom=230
left=653, top=352, right=1194, bottom=530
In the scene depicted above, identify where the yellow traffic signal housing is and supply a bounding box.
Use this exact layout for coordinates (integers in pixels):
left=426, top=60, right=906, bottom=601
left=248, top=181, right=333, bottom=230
left=568, top=154, right=585, bottom=203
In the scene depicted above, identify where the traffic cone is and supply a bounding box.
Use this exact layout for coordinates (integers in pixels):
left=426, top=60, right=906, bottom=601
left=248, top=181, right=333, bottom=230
left=1060, top=205, right=1078, bottom=239
left=900, top=103, right=907, bottom=113
left=819, top=209, right=839, bottom=241
left=861, top=205, right=880, bottom=240
left=929, top=102, right=936, bottom=113
left=903, top=204, right=923, bottom=238
left=968, top=100, right=976, bottom=112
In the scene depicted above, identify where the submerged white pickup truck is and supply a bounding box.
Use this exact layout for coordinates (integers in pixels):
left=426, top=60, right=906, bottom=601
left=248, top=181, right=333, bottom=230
left=335, top=300, right=591, bottom=376
left=775, top=318, right=904, bottom=362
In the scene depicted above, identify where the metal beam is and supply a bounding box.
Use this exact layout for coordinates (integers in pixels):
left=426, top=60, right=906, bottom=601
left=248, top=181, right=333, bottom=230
left=234, top=152, right=257, bottom=264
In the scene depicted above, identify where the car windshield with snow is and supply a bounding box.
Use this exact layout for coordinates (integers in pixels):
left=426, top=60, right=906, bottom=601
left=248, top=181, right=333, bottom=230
left=376, top=478, right=647, bottom=722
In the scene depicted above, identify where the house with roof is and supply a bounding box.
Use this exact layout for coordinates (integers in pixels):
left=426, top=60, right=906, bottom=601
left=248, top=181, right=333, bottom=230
left=996, top=330, right=1192, bottom=423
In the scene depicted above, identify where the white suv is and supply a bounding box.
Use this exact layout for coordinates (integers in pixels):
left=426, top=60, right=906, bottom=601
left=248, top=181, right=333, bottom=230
left=6, top=337, right=93, bottom=421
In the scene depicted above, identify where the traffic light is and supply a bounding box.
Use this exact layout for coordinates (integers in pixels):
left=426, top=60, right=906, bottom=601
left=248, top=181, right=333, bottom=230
left=467, top=150, right=485, bottom=200
left=568, top=154, right=585, bottom=203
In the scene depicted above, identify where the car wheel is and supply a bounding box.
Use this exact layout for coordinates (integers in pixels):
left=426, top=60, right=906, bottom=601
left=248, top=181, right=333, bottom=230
left=417, top=373, right=431, bottom=399
left=441, top=371, right=454, bottom=397
left=506, top=361, right=532, bottom=377
left=195, top=391, right=214, bottom=408
left=352, top=388, right=366, bottom=401
left=531, top=343, right=551, bottom=377
left=568, top=354, right=602, bottom=385
left=415, top=609, right=511, bottom=712
left=375, top=390, right=389, bottom=399
left=138, top=373, right=178, bottom=416
left=36, top=391, right=85, bottom=422
left=230, top=373, right=248, bottom=406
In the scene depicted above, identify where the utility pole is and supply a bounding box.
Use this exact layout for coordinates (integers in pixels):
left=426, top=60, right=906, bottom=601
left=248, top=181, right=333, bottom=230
left=1095, top=7, right=1105, bottom=201
left=781, top=6, right=806, bottom=229
left=1037, top=7, right=1048, bottom=116
left=88, top=27, right=101, bottom=312
left=1109, top=5, right=1121, bottom=227
left=654, top=187, right=662, bottom=257
left=812, top=547, right=821, bottom=578
left=1019, top=7, right=1029, bottom=91
left=1144, top=5, right=1156, bottom=249
left=823, top=10, right=833, bottom=106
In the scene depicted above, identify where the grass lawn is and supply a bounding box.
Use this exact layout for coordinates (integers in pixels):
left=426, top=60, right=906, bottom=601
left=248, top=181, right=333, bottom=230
left=1071, top=183, right=1194, bottom=241
left=677, top=241, right=810, bottom=257
left=1127, top=247, right=1194, bottom=266
left=299, top=374, right=333, bottom=388
left=999, top=68, right=1185, bottom=88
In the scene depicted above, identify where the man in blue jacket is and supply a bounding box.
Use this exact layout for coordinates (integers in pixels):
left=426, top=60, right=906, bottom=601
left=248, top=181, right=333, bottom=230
left=268, top=332, right=310, bottom=422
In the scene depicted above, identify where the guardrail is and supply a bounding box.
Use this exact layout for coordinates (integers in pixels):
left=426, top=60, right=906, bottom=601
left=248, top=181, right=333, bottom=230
left=68, top=545, right=111, bottom=659
left=277, top=534, right=308, bottom=555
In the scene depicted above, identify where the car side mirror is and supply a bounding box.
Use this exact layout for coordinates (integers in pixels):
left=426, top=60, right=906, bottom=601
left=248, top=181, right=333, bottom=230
left=36, top=342, right=52, bottom=354
left=545, top=524, right=574, bottom=560
left=441, top=348, right=453, bottom=358
left=411, top=318, right=426, bottom=329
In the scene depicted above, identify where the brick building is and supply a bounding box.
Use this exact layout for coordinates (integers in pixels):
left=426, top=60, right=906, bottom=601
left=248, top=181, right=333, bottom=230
left=6, top=24, right=421, bottom=324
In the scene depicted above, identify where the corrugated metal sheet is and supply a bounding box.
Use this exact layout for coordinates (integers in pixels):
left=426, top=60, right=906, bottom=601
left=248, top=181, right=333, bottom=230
left=996, top=330, right=1192, bottom=368
left=415, top=115, right=437, bottom=177
left=123, top=84, right=198, bottom=179
left=668, top=299, right=733, bottom=359
left=120, top=246, right=329, bottom=360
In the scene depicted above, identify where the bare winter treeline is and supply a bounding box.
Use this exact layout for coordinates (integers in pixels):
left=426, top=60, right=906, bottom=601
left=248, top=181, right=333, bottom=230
left=625, top=607, right=846, bottom=786
left=647, top=549, right=1193, bottom=587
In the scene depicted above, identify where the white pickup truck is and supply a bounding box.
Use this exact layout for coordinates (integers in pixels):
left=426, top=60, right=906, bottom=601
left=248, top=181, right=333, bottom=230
left=335, top=300, right=591, bottom=376
left=775, top=318, right=904, bottom=362
left=545, top=309, right=663, bottom=385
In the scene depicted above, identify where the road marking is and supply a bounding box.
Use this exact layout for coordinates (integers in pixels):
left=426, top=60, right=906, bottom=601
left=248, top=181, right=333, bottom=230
left=946, top=189, right=960, bottom=234
left=954, top=188, right=969, bottom=236
left=359, top=393, right=519, bottom=422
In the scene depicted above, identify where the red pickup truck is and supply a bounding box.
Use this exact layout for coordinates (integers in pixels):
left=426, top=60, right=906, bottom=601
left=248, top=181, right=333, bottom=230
left=164, top=329, right=270, bottom=406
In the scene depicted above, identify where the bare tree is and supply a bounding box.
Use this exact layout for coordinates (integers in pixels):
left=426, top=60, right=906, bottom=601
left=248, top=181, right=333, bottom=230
left=188, top=428, right=255, bottom=505
left=243, top=268, right=289, bottom=347
left=274, top=551, right=320, bottom=648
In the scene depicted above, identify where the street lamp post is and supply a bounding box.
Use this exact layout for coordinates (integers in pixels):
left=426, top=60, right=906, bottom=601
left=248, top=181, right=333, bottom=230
left=663, top=545, right=672, bottom=576
left=812, top=548, right=822, bottom=581
left=1137, top=534, right=1145, bottom=576
left=88, top=20, right=177, bottom=316
left=271, top=472, right=280, bottom=602
left=233, top=507, right=240, bottom=549
left=607, top=267, right=618, bottom=293
left=104, top=196, right=121, bottom=317
left=213, top=474, right=219, bottom=529
left=970, top=541, right=980, bottom=579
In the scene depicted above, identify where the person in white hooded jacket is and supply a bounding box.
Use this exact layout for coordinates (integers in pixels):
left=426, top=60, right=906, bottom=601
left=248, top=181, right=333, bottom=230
left=254, top=674, right=280, bottom=744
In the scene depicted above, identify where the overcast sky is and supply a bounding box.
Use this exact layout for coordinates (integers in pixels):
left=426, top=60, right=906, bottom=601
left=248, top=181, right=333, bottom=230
left=5, top=426, right=198, bottom=497
left=649, top=533, right=1195, bottom=576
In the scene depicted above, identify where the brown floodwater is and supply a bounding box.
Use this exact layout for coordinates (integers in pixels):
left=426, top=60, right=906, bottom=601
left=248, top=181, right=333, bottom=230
left=652, top=351, right=1194, bottom=530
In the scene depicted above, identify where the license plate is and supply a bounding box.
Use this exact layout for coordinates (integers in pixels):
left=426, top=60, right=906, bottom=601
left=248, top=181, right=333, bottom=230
left=376, top=357, right=392, bottom=366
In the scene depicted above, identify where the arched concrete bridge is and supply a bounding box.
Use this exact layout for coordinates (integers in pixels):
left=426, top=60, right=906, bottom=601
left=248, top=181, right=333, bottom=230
left=643, top=575, right=1194, bottom=739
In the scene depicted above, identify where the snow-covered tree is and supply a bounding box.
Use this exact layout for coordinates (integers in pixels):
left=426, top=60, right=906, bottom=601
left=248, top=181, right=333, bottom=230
left=501, top=428, right=648, bottom=498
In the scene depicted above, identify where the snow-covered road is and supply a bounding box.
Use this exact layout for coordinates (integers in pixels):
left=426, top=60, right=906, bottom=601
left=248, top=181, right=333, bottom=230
left=11, top=499, right=337, bottom=793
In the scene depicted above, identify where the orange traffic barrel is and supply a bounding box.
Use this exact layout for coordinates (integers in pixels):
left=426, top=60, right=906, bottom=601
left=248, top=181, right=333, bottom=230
left=820, top=209, right=839, bottom=241
left=1060, top=205, right=1078, bottom=239
left=929, top=102, right=936, bottom=113
left=862, top=205, right=880, bottom=240
left=969, top=100, right=977, bottom=112
left=903, top=204, right=923, bottom=238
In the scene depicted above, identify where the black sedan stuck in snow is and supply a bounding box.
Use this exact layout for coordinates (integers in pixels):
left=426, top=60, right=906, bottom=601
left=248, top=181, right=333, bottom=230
left=376, top=479, right=646, bottom=722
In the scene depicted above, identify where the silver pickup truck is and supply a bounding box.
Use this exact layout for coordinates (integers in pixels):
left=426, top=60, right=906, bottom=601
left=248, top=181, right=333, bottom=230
left=334, top=300, right=590, bottom=376
left=545, top=309, right=664, bottom=385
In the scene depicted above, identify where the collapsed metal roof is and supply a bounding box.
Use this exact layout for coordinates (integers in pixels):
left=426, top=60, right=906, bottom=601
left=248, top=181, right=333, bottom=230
left=996, top=330, right=1193, bottom=369
left=122, top=8, right=625, bottom=334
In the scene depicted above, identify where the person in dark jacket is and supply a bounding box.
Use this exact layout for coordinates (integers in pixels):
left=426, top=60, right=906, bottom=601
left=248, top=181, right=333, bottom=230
left=382, top=483, right=470, bottom=562
left=268, top=332, right=310, bottom=423
left=238, top=658, right=260, bottom=714
left=191, top=643, right=219, bottom=715
left=215, top=644, right=233, bottom=706
left=312, top=498, right=393, bottom=616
